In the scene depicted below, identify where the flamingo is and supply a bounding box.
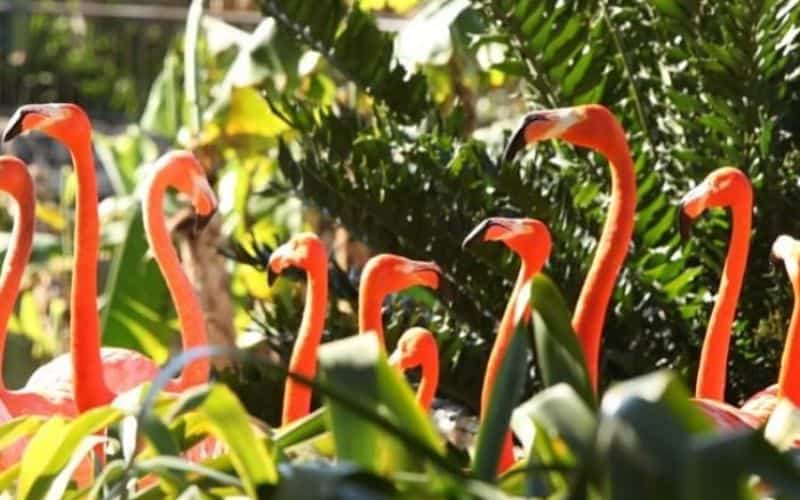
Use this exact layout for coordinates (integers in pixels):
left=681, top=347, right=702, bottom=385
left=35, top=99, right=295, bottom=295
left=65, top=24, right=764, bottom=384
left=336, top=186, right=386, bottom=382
left=388, top=327, right=439, bottom=411
left=267, top=233, right=328, bottom=426
left=2, top=104, right=214, bottom=412
left=462, top=217, right=552, bottom=474
left=0, top=156, right=78, bottom=470
left=358, top=254, right=442, bottom=348
left=677, top=167, right=758, bottom=429
left=22, top=149, right=217, bottom=400
left=739, top=236, right=800, bottom=425
left=503, top=105, right=636, bottom=392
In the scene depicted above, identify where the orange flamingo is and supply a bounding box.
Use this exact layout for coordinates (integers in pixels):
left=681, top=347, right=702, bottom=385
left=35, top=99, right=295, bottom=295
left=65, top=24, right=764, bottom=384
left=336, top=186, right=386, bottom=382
left=463, top=217, right=552, bottom=474
left=677, top=168, right=760, bottom=429
left=503, top=105, right=636, bottom=391
left=739, top=236, right=800, bottom=425
left=0, top=156, right=78, bottom=470
left=267, top=233, right=328, bottom=425
left=2, top=104, right=213, bottom=412
left=358, top=254, right=441, bottom=348
left=388, top=327, right=439, bottom=411
left=23, top=148, right=216, bottom=401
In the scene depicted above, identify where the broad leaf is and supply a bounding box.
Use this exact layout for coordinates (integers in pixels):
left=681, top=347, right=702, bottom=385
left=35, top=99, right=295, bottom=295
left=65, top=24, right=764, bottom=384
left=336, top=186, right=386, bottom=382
left=529, top=274, right=595, bottom=407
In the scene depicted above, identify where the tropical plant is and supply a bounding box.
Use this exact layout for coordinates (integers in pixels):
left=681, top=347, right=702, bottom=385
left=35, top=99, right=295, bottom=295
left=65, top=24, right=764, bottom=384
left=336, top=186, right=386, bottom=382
left=0, top=0, right=799, bottom=497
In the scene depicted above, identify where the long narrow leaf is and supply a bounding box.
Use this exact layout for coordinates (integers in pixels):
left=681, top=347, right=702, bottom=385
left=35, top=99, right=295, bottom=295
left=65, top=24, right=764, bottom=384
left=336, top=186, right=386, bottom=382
left=17, top=407, right=122, bottom=500
left=473, top=321, right=528, bottom=482
left=196, top=384, right=278, bottom=496
left=529, top=274, right=595, bottom=406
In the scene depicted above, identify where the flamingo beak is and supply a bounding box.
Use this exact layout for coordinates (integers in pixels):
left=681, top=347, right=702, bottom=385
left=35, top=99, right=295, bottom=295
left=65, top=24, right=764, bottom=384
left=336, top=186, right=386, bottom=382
left=267, top=242, right=294, bottom=287
left=191, top=208, right=217, bottom=235
left=462, top=218, right=516, bottom=247
left=771, top=235, right=794, bottom=267
left=410, top=261, right=442, bottom=289
left=267, top=267, right=279, bottom=287
left=502, top=120, right=530, bottom=164
left=678, top=210, right=694, bottom=241
left=2, top=104, right=65, bottom=142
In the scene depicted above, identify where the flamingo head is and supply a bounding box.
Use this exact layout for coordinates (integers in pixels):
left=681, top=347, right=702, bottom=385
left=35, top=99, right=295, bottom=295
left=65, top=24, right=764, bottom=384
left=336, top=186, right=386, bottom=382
left=267, top=233, right=327, bottom=286
left=771, top=235, right=800, bottom=278
left=0, top=156, right=33, bottom=194
left=462, top=217, right=552, bottom=268
left=678, top=167, right=751, bottom=240
left=502, top=106, right=590, bottom=163
left=2, top=103, right=91, bottom=146
left=388, top=327, right=437, bottom=371
left=360, top=254, right=441, bottom=297
left=156, top=150, right=218, bottom=233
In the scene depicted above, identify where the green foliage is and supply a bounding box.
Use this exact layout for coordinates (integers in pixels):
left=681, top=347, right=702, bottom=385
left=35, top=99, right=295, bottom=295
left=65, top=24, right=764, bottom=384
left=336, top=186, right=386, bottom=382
left=1, top=0, right=800, bottom=497
left=3, top=307, right=800, bottom=498
left=252, top=0, right=800, bottom=405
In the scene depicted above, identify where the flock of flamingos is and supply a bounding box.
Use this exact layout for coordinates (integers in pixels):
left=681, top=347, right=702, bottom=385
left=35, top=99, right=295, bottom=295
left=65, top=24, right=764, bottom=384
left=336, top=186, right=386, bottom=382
left=0, top=101, right=798, bottom=480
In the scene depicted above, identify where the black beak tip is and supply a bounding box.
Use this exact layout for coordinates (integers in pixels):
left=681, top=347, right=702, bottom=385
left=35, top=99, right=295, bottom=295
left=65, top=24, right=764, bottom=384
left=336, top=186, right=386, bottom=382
left=2, top=117, right=23, bottom=143
left=2, top=106, right=41, bottom=143
left=678, top=209, right=694, bottom=241
left=501, top=123, right=529, bottom=164
left=267, top=268, right=279, bottom=287
left=191, top=210, right=216, bottom=235
left=462, top=219, right=490, bottom=249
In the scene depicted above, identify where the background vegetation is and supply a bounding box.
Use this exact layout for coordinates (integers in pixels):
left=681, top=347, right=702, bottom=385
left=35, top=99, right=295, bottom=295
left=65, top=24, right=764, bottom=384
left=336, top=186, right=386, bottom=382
left=0, top=0, right=799, bottom=497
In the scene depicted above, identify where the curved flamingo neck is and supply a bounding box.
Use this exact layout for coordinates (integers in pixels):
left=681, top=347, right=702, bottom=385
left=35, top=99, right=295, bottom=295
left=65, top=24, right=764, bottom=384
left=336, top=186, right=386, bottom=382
left=143, top=172, right=210, bottom=391
left=481, top=259, right=538, bottom=474
left=480, top=261, right=536, bottom=414
left=359, top=282, right=385, bottom=346
left=778, top=268, right=800, bottom=405
left=0, top=170, right=34, bottom=393
left=569, top=117, right=636, bottom=392
left=70, top=139, right=114, bottom=410
left=695, top=200, right=751, bottom=400
left=282, top=253, right=327, bottom=425
left=416, top=344, right=439, bottom=411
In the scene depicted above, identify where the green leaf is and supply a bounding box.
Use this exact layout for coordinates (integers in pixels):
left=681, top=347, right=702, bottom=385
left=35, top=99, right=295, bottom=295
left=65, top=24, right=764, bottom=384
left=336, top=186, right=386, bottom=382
left=44, top=435, right=105, bottom=500
left=183, top=0, right=203, bottom=138
left=597, top=371, right=718, bottom=499
left=261, top=0, right=430, bottom=121
left=0, top=415, right=45, bottom=451
left=317, top=334, right=445, bottom=476
left=274, top=407, right=328, bottom=451
left=195, top=384, right=278, bottom=496
left=512, top=384, right=597, bottom=461
left=17, top=407, right=122, bottom=500
left=473, top=321, right=528, bottom=482
left=136, top=456, right=242, bottom=488
left=100, top=208, right=173, bottom=363
left=140, top=52, right=181, bottom=139
left=271, top=462, right=395, bottom=500
left=529, top=274, right=595, bottom=407
left=0, top=463, right=20, bottom=491
left=686, top=430, right=800, bottom=499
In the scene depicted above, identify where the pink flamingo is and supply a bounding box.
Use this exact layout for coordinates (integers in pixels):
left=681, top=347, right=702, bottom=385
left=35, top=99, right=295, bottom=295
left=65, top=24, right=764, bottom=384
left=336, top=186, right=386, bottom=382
left=389, top=327, right=439, bottom=411
left=678, top=167, right=758, bottom=429
left=740, top=236, right=800, bottom=427
left=463, top=217, right=552, bottom=473
left=358, top=254, right=441, bottom=348
left=2, top=104, right=213, bottom=412
left=0, top=156, right=78, bottom=469
left=503, top=105, right=635, bottom=392
left=267, top=233, right=328, bottom=425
